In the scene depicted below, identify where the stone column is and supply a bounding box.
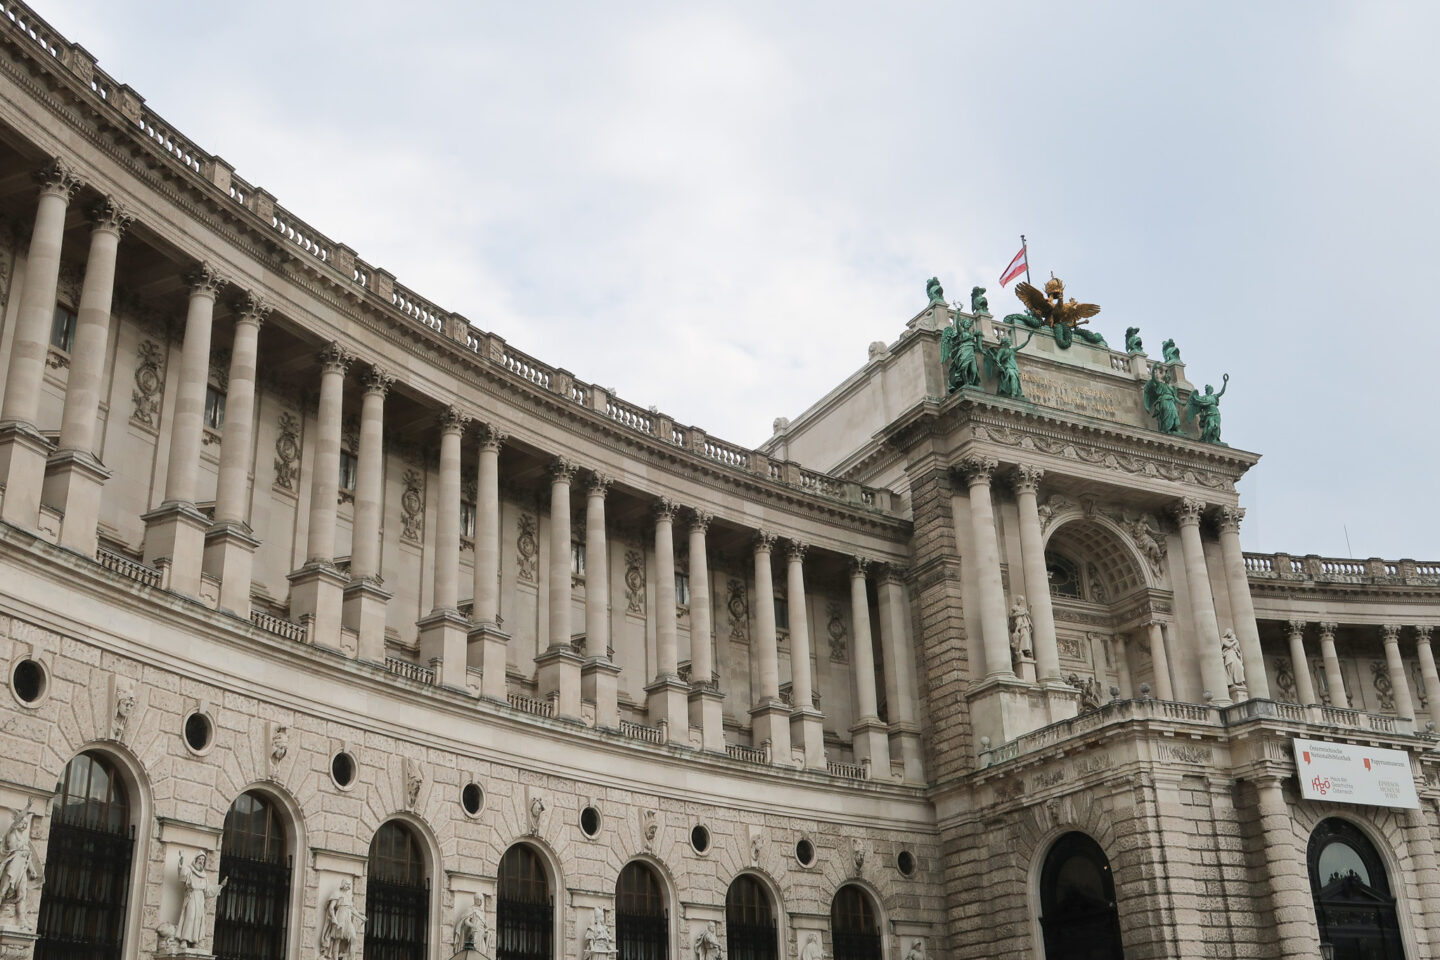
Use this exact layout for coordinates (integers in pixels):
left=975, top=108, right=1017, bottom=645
left=1146, top=621, right=1174, bottom=700
left=645, top=498, right=688, bottom=741
left=1012, top=465, right=1061, bottom=682
left=785, top=541, right=824, bottom=770
left=1285, top=621, right=1318, bottom=706
left=43, top=197, right=131, bottom=554
left=1381, top=624, right=1415, bottom=721
left=686, top=510, right=724, bottom=752
left=1216, top=506, right=1270, bottom=699
left=343, top=366, right=393, bottom=663
left=1110, top=635, right=1133, bottom=699
left=877, top=565, right=924, bottom=783
left=535, top=457, right=583, bottom=720
left=1415, top=626, right=1440, bottom=731
left=418, top=407, right=470, bottom=689
left=467, top=423, right=509, bottom=702
left=849, top=557, right=891, bottom=774
left=200, top=292, right=268, bottom=616
left=1173, top=497, right=1230, bottom=705
left=1317, top=621, right=1348, bottom=709
left=1, top=158, right=82, bottom=529
left=287, top=342, right=350, bottom=650
left=142, top=263, right=230, bottom=596
left=579, top=473, right=620, bottom=728
left=961, top=457, right=1013, bottom=680
left=1254, top=777, right=1323, bottom=959
left=749, top=531, right=791, bottom=762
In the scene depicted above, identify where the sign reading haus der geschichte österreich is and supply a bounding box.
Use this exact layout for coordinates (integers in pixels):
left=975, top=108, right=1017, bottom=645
left=1293, top=738, right=1419, bottom=809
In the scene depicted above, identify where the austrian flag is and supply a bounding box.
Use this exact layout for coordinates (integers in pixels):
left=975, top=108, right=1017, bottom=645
left=999, top=246, right=1028, bottom=287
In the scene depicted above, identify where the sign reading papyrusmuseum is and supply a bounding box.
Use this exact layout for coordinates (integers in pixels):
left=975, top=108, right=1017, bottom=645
left=1293, top=738, right=1419, bottom=809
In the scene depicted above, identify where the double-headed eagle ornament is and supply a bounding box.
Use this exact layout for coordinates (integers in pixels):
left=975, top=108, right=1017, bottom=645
left=1014, top=274, right=1101, bottom=330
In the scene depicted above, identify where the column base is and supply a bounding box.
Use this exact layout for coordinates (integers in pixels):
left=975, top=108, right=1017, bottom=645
left=468, top=623, right=511, bottom=703
left=535, top=645, right=584, bottom=722
left=790, top=706, right=826, bottom=771
left=749, top=700, right=793, bottom=766
left=41, top=448, right=109, bottom=555
left=0, top=928, right=38, bottom=960
left=417, top=609, right=471, bottom=690
left=850, top=715, right=892, bottom=774
left=0, top=420, right=51, bottom=530
left=288, top=562, right=347, bottom=651
left=343, top=578, right=392, bottom=663
left=644, top=676, right=690, bottom=744
left=689, top=685, right=726, bottom=753
left=581, top=657, right=622, bottom=729
left=968, top=675, right=1051, bottom=757
left=142, top=501, right=210, bottom=597
left=203, top=521, right=260, bottom=618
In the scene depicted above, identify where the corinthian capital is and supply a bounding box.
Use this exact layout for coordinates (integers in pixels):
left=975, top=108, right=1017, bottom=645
left=549, top=456, right=578, bottom=483
left=1318, top=621, right=1338, bottom=639
left=586, top=471, right=613, bottom=497
left=689, top=509, right=713, bottom=534
left=474, top=421, right=507, bottom=452
left=233, top=290, right=271, bottom=327
left=89, top=195, right=134, bottom=236
left=1011, top=464, right=1045, bottom=495
left=1215, top=505, right=1246, bottom=534
left=752, top=530, right=777, bottom=553
left=362, top=365, right=395, bottom=396
left=1171, top=497, right=1206, bottom=526
left=185, top=261, right=231, bottom=297
left=1287, top=619, right=1307, bottom=640
left=35, top=156, right=83, bottom=200
left=786, top=539, right=808, bottom=563
left=317, top=341, right=353, bottom=375
left=1417, top=625, right=1434, bottom=644
left=850, top=555, right=871, bottom=578
left=652, top=497, right=677, bottom=523
left=958, top=456, right=999, bottom=487
left=438, top=405, right=471, bottom=433
left=1381, top=624, right=1401, bottom=644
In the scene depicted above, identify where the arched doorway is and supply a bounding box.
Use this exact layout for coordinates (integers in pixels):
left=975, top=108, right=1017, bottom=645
left=214, top=791, right=292, bottom=960
left=725, top=875, right=777, bottom=960
left=364, top=821, right=429, bottom=960
left=1038, top=832, right=1124, bottom=960
left=615, top=861, right=667, bottom=960
left=830, top=884, right=881, bottom=960
left=36, top=751, right=136, bottom=960
left=1308, top=818, right=1405, bottom=959
left=497, top=844, right=553, bottom=960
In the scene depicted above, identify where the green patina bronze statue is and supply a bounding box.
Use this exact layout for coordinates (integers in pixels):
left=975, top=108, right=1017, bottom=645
left=1162, top=338, right=1181, bottom=363
left=926, top=277, right=946, bottom=306
left=983, top=330, right=1034, bottom=399
left=1142, top=363, right=1181, bottom=434
left=970, top=286, right=989, bottom=315
left=940, top=314, right=983, bottom=392
left=1125, top=327, right=1144, bottom=354
left=1187, top=374, right=1229, bottom=443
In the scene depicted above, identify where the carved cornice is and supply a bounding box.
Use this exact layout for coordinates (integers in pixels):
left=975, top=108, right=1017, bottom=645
left=35, top=154, right=82, bottom=200
left=89, top=195, right=134, bottom=235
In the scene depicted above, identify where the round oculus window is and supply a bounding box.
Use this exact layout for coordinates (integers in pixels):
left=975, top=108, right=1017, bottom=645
left=580, top=806, right=601, bottom=838
left=11, top=659, right=45, bottom=704
left=183, top=712, right=213, bottom=753
left=461, top=782, right=484, bottom=816
left=795, top=838, right=816, bottom=867
left=690, top=824, right=710, bottom=854
left=897, top=850, right=917, bottom=877
left=331, top=752, right=356, bottom=788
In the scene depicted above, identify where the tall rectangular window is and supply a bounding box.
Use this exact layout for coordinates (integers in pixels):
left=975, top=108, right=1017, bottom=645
left=774, top=597, right=789, bottom=631
left=675, top=573, right=690, bottom=605
left=49, top=304, right=77, bottom=352
left=571, top=541, right=586, bottom=578
left=204, top=385, right=227, bottom=431
left=460, top=501, right=476, bottom=538
left=338, top=450, right=358, bottom=492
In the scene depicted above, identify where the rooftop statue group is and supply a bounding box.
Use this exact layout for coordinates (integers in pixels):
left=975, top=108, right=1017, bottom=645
left=933, top=274, right=1230, bottom=442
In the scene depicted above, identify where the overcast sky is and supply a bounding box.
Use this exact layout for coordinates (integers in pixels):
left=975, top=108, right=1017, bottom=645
left=38, top=1, right=1440, bottom=560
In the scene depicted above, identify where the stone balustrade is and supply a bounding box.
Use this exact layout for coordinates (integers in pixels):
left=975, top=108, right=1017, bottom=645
left=1244, top=551, right=1440, bottom=585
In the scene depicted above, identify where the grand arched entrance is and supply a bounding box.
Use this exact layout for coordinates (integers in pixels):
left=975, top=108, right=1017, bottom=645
left=1038, top=831, right=1124, bottom=960
left=1308, top=818, right=1405, bottom=960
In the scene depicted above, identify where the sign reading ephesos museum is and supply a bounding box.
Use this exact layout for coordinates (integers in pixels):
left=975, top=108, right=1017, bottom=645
left=1293, top=738, right=1419, bottom=809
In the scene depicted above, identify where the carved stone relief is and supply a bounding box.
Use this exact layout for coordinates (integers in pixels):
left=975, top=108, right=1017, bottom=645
left=273, top=413, right=301, bottom=491
left=1272, top=658, right=1296, bottom=703
left=727, top=579, right=748, bottom=642
left=827, top=602, right=847, bottom=663
left=401, top=471, right=426, bottom=544
left=1371, top=661, right=1394, bottom=711
left=109, top=675, right=137, bottom=741
left=131, top=340, right=165, bottom=427
left=516, top=514, right=538, bottom=581
left=624, top=550, right=645, bottom=613
left=404, top=758, right=424, bottom=809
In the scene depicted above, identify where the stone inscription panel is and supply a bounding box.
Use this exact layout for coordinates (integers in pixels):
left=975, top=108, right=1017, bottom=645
left=1019, top=372, right=1128, bottom=422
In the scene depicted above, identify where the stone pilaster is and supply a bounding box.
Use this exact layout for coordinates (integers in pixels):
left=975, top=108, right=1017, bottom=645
left=536, top=457, right=582, bottom=720
left=749, top=530, right=790, bottom=762
left=1147, top=621, right=1174, bottom=700
left=344, top=366, right=393, bottom=663
left=645, top=497, right=687, bottom=742
left=1216, top=506, right=1270, bottom=698
left=418, top=406, right=470, bottom=689
left=1317, top=621, right=1347, bottom=708
left=467, top=423, right=509, bottom=702
left=1381, top=624, right=1415, bottom=722
left=1172, top=497, right=1229, bottom=705
left=877, top=565, right=923, bottom=783
left=43, top=196, right=130, bottom=554
left=785, top=540, right=824, bottom=770
left=961, top=456, right=1013, bottom=680
left=1110, top=634, right=1133, bottom=699
left=686, top=510, right=724, bottom=753
left=1285, top=620, right=1318, bottom=706
left=579, top=472, right=617, bottom=727
left=848, top=556, right=890, bottom=773
left=1011, top=465, right=1061, bottom=682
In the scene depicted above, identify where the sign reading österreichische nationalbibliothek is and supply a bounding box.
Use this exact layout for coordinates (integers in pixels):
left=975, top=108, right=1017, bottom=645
left=1293, top=738, right=1419, bottom=809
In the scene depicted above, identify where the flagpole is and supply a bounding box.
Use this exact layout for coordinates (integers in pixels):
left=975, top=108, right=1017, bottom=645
left=1021, top=234, right=1031, bottom=286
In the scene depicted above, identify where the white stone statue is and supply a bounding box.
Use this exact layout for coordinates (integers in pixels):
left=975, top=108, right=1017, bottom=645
left=175, top=851, right=226, bottom=949
left=405, top=758, right=424, bottom=808
left=851, top=837, right=866, bottom=873
left=0, top=801, right=39, bottom=928
left=270, top=725, right=289, bottom=765
left=1009, top=596, right=1034, bottom=663
left=320, top=877, right=367, bottom=960
left=453, top=895, right=488, bottom=952
left=800, top=931, right=825, bottom=960
left=527, top=796, right=546, bottom=835
left=694, top=920, right=722, bottom=960
left=1221, top=629, right=1245, bottom=687
left=904, top=938, right=926, bottom=960
left=583, top=906, right=616, bottom=960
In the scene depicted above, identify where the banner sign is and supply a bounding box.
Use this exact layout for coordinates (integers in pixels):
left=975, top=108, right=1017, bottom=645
left=1293, top=738, right=1419, bottom=809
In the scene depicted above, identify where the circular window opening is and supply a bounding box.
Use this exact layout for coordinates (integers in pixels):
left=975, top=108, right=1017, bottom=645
left=183, top=712, right=213, bottom=753
left=461, top=782, right=484, bottom=817
left=795, top=838, right=815, bottom=867
left=690, top=824, right=710, bottom=854
left=580, top=805, right=601, bottom=838
left=897, top=850, right=917, bottom=877
left=12, top=659, right=46, bottom=705
left=331, top=752, right=356, bottom=788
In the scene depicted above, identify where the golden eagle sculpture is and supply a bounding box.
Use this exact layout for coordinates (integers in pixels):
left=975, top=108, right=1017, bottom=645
left=1014, top=273, right=1101, bottom=329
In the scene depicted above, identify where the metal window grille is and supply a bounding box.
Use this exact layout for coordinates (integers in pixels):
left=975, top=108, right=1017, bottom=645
left=363, top=876, right=429, bottom=960
left=726, top=877, right=776, bottom=960
left=496, top=895, right=553, bottom=960
left=34, top=820, right=134, bottom=960
left=830, top=886, right=880, bottom=960
left=214, top=854, right=292, bottom=960
left=616, top=863, right=667, bottom=960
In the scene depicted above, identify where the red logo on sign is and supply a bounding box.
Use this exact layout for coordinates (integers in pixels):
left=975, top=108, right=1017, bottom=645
left=1364, top=758, right=1372, bottom=771
left=1312, top=776, right=1332, bottom=796
left=1303, top=751, right=1311, bottom=764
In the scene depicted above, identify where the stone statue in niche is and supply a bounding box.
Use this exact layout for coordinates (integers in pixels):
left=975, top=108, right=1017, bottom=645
left=320, top=878, right=366, bottom=960
left=904, top=939, right=927, bottom=960
left=1221, top=629, right=1245, bottom=688
left=453, top=895, right=488, bottom=951
left=174, top=851, right=226, bottom=949
left=583, top=906, right=616, bottom=960
left=1008, top=596, right=1034, bottom=664
left=694, top=921, right=722, bottom=960
left=800, top=932, right=824, bottom=960
left=0, top=801, right=39, bottom=928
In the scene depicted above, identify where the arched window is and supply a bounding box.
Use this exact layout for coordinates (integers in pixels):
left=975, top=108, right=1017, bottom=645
left=1038, top=832, right=1124, bottom=960
left=36, top=751, right=135, bottom=960
left=364, top=822, right=428, bottom=960
left=214, top=791, right=291, bottom=960
left=497, top=845, right=552, bottom=960
left=615, top=861, right=667, bottom=960
left=830, top=885, right=880, bottom=960
left=725, top=875, right=777, bottom=960
left=1308, top=818, right=1405, bottom=959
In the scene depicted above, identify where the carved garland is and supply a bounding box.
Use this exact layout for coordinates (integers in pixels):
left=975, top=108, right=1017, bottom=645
left=273, top=412, right=301, bottom=491
left=131, top=340, right=165, bottom=427
left=973, top=423, right=1236, bottom=491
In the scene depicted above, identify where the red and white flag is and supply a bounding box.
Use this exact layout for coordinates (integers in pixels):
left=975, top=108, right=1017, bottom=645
left=999, top=246, right=1027, bottom=287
